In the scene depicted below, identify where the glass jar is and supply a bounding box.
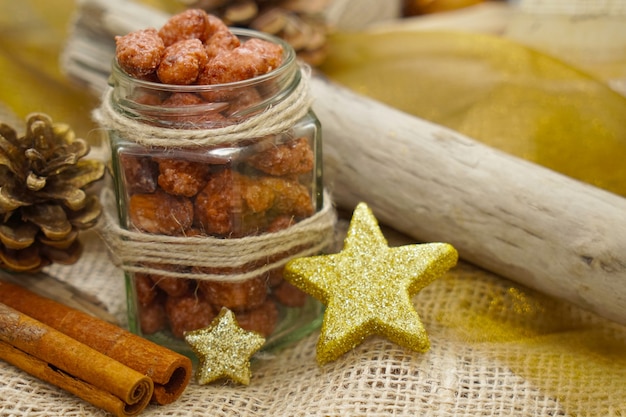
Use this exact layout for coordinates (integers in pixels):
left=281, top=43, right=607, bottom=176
left=102, top=29, right=329, bottom=357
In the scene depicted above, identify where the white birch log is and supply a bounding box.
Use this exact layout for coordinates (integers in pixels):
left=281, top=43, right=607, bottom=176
left=312, top=75, right=626, bottom=326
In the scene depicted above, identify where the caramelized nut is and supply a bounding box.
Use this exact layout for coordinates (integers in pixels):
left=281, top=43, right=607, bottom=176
left=157, top=158, right=211, bottom=197
left=115, top=28, right=165, bottom=78
left=234, top=299, right=278, bottom=337
left=246, top=137, right=314, bottom=176
left=157, top=39, right=209, bottom=85
left=129, top=191, right=194, bottom=235
left=158, top=9, right=212, bottom=46
left=139, top=300, right=167, bottom=334
left=273, top=279, right=308, bottom=307
left=119, top=153, right=158, bottom=194
left=165, top=292, right=217, bottom=338
left=199, top=276, right=267, bottom=311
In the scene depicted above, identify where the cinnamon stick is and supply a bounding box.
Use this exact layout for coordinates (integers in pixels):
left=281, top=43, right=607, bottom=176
left=0, top=303, right=153, bottom=417
left=0, top=280, right=192, bottom=405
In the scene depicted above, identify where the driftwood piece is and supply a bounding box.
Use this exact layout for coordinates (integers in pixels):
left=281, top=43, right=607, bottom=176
left=311, top=75, right=626, bottom=326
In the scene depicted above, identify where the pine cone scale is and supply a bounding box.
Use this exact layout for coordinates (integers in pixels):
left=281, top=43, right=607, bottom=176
left=55, top=160, right=106, bottom=190
left=38, top=228, right=79, bottom=250
left=0, top=245, right=46, bottom=272
left=0, top=221, right=38, bottom=250
left=26, top=172, right=47, bottom=191
left=0, top=184, right=32, bottom=213
left=21, top=204, right=73, bottom=241
left=0, top=138, right=24, bottom=180
left=67, top=195, right=102, bottom=229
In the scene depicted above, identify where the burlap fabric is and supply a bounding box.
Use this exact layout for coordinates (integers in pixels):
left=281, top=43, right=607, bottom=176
left=1, top=223, right=625, bottom=417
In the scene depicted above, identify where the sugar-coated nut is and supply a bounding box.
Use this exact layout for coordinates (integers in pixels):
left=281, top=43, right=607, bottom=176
left=193, top=168, right=238, bottom=235
left=222, top=87, right=263, bottom=117
left=165, top=292, right=217, bottom=338
left=162, top=92, right=204, bottom=106
left=158, top=8, right=212, bottom=46
left=191, top=170, right=252, bottom=235
left=240, top=178, right=275, bottom=214
left=273, top=279, right=308, bottom=308
left=129, top=191, right=194, bottom=235
left=204, top=14, right=235, bottom=42
left=247, top=176, right=314, bottom=218
left=246, top=137, right=314, bottom=176
left=199, top=276, right=267, bottom=311
left=234, top=299, right=279, bottom=337
left=119, top=153, right=158, bottom=194
left=157, top=158, right=211, bottom=197
left=266, top=215, right=296, bottom=233
left=194, top=168, right=313, bottom=236
left=139, top=300, right=167, bottom=334
left=241, top=38, right=284, bottom=70
left=264, top=265, right=285, bottom=287
left=135, top=272, right=159, bottom=306
left=204, top=28, right=240, bottom=60
left=133, top=92, right=162, bottom=106
left=115, top=28, right=164, bottom=78
left=151, top=275, right=192, bottom=297
left=157, top=39, right=209, bottom=85
left=193, top=168, right=270, bottom=236
left=197, top=38, right=283, bottom=85
left=161, top=93, right=228, bottom=127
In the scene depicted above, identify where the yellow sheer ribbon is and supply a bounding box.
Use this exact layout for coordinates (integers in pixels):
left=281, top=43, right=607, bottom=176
left=432, top=264, right=626, bottom=416
left=321, top=30, right=626, bottom=197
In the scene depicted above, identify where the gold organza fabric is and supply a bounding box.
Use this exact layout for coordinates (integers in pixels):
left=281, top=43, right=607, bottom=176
left=320, top=30, right=626, bottom=198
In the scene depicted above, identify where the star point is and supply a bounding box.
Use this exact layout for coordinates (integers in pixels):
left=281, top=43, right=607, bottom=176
left=184, top=307, right=265, bottom=385
left=284, top=202, right=458, bottom=365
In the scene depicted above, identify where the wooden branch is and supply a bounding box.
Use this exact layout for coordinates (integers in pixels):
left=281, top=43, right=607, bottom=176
left=311, top=75, right=626, bottom=326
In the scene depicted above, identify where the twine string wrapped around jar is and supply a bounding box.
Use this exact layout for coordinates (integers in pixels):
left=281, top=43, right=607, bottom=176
left=98, top=188, right=336, bottom=283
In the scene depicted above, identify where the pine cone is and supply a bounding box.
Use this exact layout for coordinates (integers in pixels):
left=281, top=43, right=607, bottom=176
left=0, top=113, right=105, bottom=273
left=183, top=0, right=330, bottom=66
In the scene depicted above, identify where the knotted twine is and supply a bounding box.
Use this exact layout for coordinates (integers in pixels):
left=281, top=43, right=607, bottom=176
left=94, top=65, right=337, bottom=282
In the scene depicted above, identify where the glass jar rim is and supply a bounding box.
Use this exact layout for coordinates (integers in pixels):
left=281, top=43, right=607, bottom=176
left=109, top=28, right=297, bottom=93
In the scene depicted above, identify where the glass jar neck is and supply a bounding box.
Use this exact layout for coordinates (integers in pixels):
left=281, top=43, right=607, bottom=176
left=108, top=29, right=299, bottom=130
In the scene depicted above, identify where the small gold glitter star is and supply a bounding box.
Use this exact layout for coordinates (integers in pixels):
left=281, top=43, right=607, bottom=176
left=184, top=307, right=265, bottom=385
left=284, top=202, right=458, bottom=365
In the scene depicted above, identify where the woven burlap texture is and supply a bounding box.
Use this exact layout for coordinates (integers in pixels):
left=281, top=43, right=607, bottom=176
left=1, top=227, right=625, bottom=417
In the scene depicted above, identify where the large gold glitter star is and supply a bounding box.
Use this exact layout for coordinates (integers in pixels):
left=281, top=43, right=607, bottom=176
left=184, top=307, right=265, bottom=385
left=284, top=202, right=458, bottom=365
